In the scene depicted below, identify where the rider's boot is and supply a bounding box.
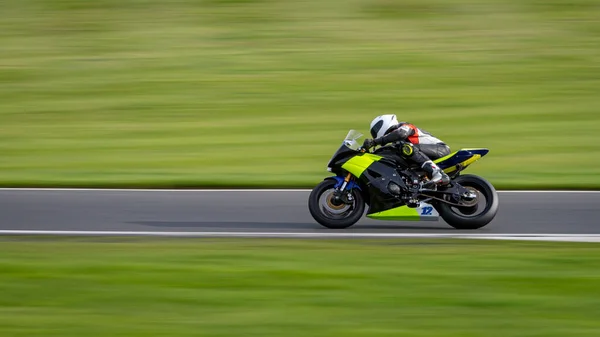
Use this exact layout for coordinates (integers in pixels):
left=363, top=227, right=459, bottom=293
left=422, top=160, right=450, bottom=185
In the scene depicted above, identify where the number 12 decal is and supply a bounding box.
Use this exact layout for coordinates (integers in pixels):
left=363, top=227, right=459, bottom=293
left=421, top=206, right=434, bottom=216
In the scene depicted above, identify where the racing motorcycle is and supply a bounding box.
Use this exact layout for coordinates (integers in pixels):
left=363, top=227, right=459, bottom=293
left=308, top=130, right=499, bottom=229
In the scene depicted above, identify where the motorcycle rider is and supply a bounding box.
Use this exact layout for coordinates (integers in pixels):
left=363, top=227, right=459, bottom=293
left=362, top=114, right=451, bottom=185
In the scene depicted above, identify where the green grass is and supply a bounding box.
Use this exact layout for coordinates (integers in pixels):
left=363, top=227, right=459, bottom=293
left=1, top=238, right=600, bottom=336
left=1, top=0, right=599, bottom=189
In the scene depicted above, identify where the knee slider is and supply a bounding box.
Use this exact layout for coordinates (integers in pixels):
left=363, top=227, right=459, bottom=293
left=401, top=143, right=414, bottom=157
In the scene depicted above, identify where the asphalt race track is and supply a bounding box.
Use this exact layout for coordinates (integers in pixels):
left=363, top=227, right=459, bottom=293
left=0, top=189, right=598, bottom=235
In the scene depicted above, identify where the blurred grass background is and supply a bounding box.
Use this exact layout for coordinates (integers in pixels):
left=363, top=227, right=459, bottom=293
left=1, top=0, right=599, bottom=189
left=1, top=238, right=600, bottom=336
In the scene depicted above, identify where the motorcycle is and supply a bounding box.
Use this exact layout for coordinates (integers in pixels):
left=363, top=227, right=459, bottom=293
left=308, top=130, right=499, bottom=229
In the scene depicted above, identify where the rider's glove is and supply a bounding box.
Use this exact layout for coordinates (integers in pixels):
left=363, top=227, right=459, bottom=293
left=362, top=138, right=376, bottom=150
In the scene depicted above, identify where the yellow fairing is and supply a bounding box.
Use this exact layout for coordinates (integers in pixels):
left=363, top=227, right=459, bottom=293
left=433, top=151, right=457, bottom=164
left=443, top=155, right=482, bottom=173
left=367, top=206, right=420, bottom=221
left=341, top=153, right=382, bottom=178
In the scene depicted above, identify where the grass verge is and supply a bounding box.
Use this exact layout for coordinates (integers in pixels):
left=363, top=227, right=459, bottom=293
left=1, top=237, right=600, bottom=336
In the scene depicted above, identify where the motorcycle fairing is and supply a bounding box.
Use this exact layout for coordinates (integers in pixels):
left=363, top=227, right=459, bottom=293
left=340, top=153, right=383, bottom=178
left=435, top=148, right=489, bottom=174
left=349, top=160, right=412, bottom=215
left=366, top=202, right=440, bottom=221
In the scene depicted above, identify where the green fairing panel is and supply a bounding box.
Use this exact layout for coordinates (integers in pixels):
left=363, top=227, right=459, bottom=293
left=367, top=203, right=439, bottom=221
left=341, top=153, right=382, bottom=178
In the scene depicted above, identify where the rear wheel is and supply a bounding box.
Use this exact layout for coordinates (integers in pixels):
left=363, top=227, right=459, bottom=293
left=437, top=174, right=499, bottom=230
left=308, top=179, right=365, bottom=229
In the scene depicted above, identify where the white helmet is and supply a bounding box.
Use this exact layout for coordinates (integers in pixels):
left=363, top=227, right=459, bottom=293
left=369, top=114, right=399, bottom=139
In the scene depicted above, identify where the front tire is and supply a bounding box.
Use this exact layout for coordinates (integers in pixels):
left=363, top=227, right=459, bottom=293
left=308, top=179, right=365, bottom=229
left=437, top=174, right=499, bottom=230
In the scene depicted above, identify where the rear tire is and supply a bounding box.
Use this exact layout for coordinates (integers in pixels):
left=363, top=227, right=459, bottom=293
left=437, top=174, right=499, bottom=230
left=308, top=179, right=365, bottom=229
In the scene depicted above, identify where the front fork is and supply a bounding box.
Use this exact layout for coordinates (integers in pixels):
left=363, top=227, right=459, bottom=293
left=338, top=172, right=353, bottom=191
left=333, top=173, right=355, bottom=204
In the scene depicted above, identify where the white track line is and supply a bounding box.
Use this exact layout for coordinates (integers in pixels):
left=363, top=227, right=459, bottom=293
left=0, top=188, right=310, bottom=192
left=1, top=230, right=600, bottom=242
left=464, top=236, right=600, bottom=243
left=0, top=188, right=598, bottom=193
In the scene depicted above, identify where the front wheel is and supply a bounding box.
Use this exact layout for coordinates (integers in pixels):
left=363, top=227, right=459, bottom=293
left=308, top=179, right=365, bottom=229
left=436, top=174, right=499, bottom=230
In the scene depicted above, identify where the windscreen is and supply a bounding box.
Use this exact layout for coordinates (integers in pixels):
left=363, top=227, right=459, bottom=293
left=343, top=130, right=363, bottom=151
